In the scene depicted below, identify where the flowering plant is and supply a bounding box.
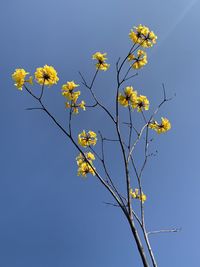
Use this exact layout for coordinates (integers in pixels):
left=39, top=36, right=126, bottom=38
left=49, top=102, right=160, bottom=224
left=12, top=24, right=176, bottom=267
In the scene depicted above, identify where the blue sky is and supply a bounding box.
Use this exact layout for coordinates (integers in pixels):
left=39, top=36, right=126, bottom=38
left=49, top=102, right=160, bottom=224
left=1, top=0, right=200, bottom=266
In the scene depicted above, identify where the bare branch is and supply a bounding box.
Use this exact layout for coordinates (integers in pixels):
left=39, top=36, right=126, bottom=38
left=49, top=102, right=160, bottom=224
left=25, top=107, right=44, bottom=111
left=103, top=201, right=122, bottom=208
left=103, top=137, right=120, bottom=142
left=85, top=103, right=98, bottom=108
left=98, top=131, right=127, bottom=208
left=148, top=228, right=181, bottom=236
left=68, top=104, right=73, bottom=136
left=78, top=71, right=88, bottom=87
left=79, top=71, right=116, bottom=123
left=123, top=72, right=138, bottom=82
left=39, top=82, right=45, bottom=100
left=127, top=123, right=148, bottom=163
left=148, top=84, right=174, bottom=124
left=162, top=83, right=166, bottom=100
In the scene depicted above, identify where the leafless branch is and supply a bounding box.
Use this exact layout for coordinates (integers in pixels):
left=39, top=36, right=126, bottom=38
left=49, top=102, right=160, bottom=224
left=123, top=72, right=138, bottom=82
left=25, top=107, right=44, bottom=111
left=148, top=228, right=181, bottom=236
left=78, top=71, right=116, bottom=123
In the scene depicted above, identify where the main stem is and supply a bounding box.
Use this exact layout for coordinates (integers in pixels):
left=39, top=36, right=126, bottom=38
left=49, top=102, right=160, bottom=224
left=142, top=227, right=157, bottom=267
left=127, top=215, right=149, bottom=267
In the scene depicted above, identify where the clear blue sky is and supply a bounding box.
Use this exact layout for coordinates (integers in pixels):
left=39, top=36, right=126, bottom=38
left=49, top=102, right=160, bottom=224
left=1, top=0, right=200, bottom=266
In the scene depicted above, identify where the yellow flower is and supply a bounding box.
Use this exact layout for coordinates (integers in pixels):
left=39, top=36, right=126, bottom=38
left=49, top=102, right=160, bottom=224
left=128, top=54, right=135, bottom=61
left=130, top=188, right=147, bottom=203
left=92, top=52, right=110, bottom=71
left=149, top=117, right=171, bottom=134
left=62, top=81, right=80, bottom=102
left=78, top=130, right=97, bottom=147
left=76, top=151, right=95, bottom=176
left=62, top=81, right=79, bottom=91
left=26, top=76, right=33, bottom=85
left=76, top=152, right=95, bottom=166
left=96, top=62, right=110, bottom=71
left=118, top=86, right=137, bottom=107
left=62, top=91, right=81, bottom=102
left=65, top=100, right=86, bottom=114
left=92, top=52, right=107, bottom=62
left=140, top=194, right=147, bottom=203
left=85, top=151, right=95, bottom=161
left=35, top=65, right=59, bottom=86
left=129, top=24, right=157, bottom=48
left=132, top=95, right=149, bottom=112
left=62, top=81, right=84, bottom=113
left=76, top=151, right=96, bottom=177
left=77, top=162, right=96, bottom=177
left=12, top=68, right=31, bottom=90
left=65, top=102, right=71, bottom=109
left=130, top=188, right=137, bottom=199
left=79, top=100, right=86, bottom=111
left=128, top=50, right=148, bottom=69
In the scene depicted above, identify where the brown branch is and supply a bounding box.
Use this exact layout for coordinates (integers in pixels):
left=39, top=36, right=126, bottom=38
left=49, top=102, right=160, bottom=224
left=123, top=72, right=138, bottom=82
left=98, top=131, right=127, bottom=208
left=39, top=82, right=45, bottom=100
left=148, top=83, right=173, bottom=124
left=79, top=71, right=116, bottom=123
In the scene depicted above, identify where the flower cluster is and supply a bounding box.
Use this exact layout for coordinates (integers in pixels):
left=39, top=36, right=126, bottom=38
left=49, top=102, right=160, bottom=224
left=118, top=86, right=137, bottom=107
left=12, top=24, right=172, bottom=193
left=62, top=81, right=80, bottom=101
left=128, top=50, right=147, bottom=69
left=76, top=151, right=95, bottom=165
left=77, top=131, right=97, bottom=176
left=76, top=152, right=96, bottom=177
left=133, top=95, right=149, bottom=112
left=12, top=69, right=33, bottom=90
left=129, top=24, right=157, bottom=48
left=92, top=52, right=110, bottom=71
left=35, top=65, right=59, bottom=86
left=12, top=65, right=59, bottom=91
left=118, top=86, right=149, bottom=112
left=78, top=130, right=97, bottom=147
left=149, top=117, right=171, bottom=134
left=62, top=81, right=86, bottom=114
left=130, top=188, right=147, bottom=203
left=65, top=100, right=86, bottom=114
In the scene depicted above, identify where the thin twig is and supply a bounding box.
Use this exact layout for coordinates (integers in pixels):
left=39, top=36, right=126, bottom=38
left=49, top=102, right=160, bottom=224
left=148, top=228, right=181, bottom=236
left=98, top=131, right=127, bottom=208
left=148, top=83, right=173, bottom=124
left=123, top=73, right=138, bottom=82
left=39, top=82, right=45, bottom=100
left=68, top=104, right=73, bottom=136
left=79, top=71, right=116, bottom=123
left=25, top=107, right=44, bottom=111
